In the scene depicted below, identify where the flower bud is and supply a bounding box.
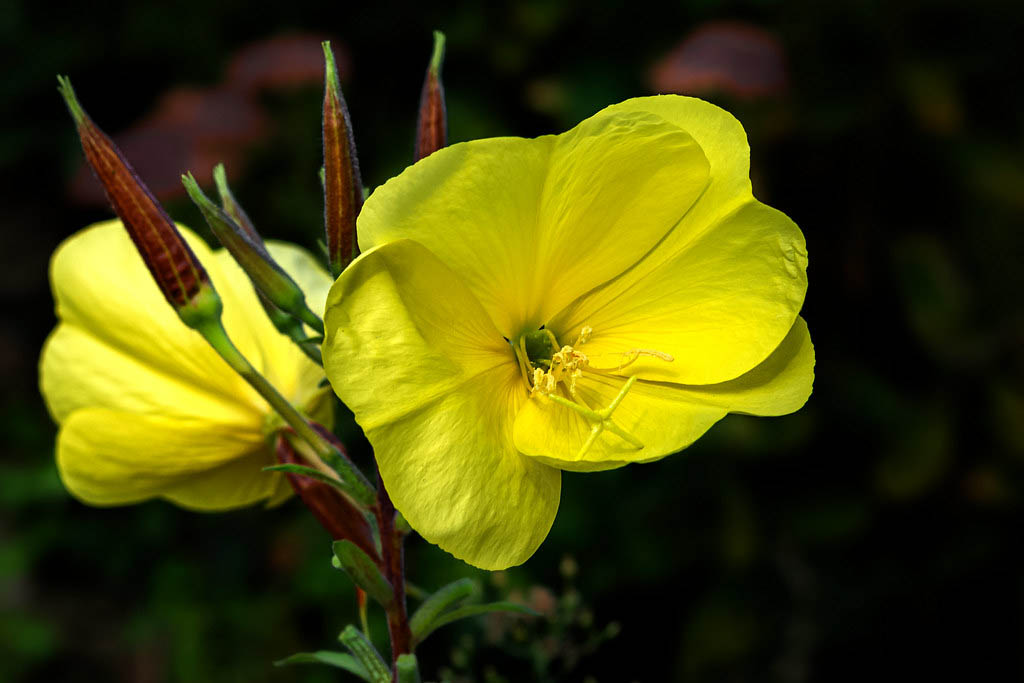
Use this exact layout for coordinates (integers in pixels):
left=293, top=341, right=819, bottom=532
left=321, top=41, right=363, bottom=277
left=276, top=428, right=380, bottom=563
left=212, top=162, right=261, bottom=244
left=56, top=76, right=221, bottom=329
left=182, top=172, right=324, bottom=334
left=415, top=31, right=447, bottom=161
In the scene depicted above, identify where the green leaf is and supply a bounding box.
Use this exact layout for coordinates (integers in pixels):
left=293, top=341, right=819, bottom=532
left=263, top=464, right=348, bottom=492
left=409, top=578, right=474, bottom=641
left=274, top=650, right=370, bottom=680
left=396, top=653, right=422, bottom=683
left=339, top=624, right=391, bottom=683
left=332, top=540, right=394, bottom=608
left=415, top=601, right=538, bottom=645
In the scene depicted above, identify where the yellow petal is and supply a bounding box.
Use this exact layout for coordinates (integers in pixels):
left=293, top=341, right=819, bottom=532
left=41, top=221, right=330, bottom=423
left=57, top=408, right=275, bottom=509
left=40, top=321, right=256, bottom=425
left=550, top=199, right=807, bottom=385
left=323, top=239, right=560, bottom=569
left=514, top=317, right=813, bottom=471
left=41, top=221, right=332, bottom=509
left=212, top=241, right=333, bottom=412
left=42, top=221, right=260, bottom=418
left=357, top=110, right=710, bottom=337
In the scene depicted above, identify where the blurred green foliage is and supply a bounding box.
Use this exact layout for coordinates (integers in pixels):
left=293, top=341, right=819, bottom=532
left=2, top=0, right=1024, bottom=681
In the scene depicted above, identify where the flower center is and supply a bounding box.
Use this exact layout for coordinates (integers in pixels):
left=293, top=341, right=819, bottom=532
left=512, top=326, right=675, bottom=459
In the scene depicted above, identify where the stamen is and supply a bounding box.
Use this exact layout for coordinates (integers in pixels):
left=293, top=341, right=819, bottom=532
left=519, top=325, right=673, bottom=460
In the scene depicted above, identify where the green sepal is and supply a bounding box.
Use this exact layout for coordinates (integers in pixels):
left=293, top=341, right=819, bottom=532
left=409, top=578, right=474, bottom=640
left=332, top=540, right=394, bottom=608
left=338, top=624, right=391, bottom=683
left=263, top=461, right=373, bottom=509
left=263, top=464, right=348, bottom=491
left=274, top=651, right=370, bottom=680
left=396, top=654, right=422, bottom=683
left=415, top=601, right=538, bottom=645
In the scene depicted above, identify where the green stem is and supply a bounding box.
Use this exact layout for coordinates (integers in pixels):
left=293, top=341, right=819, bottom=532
left=295, top=303, right=326, bottom=335
left=197, top=318, right=334, bottom=460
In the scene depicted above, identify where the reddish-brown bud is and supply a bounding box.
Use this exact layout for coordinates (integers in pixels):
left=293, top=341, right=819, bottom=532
left=276, top=428, right=379, bottom=563
left=57, top=77, right=218, bottom=325
left=415, top=31, right=447, bottom=162
left=321, top=42, right=363, bottom=277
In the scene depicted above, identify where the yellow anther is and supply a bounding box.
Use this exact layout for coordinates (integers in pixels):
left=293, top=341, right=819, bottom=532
left=530, top=367, right=556, bottom=396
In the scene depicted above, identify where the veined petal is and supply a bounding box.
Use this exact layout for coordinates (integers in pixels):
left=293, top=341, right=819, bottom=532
left=322, top=239, right=560, bottom=569
left=514, top=317, right=813, bottom=471
left=57, top=408, right=275, bottom=509
left=357, top=111, right=710, bottom=337
left=42, top=222, right=332, bottom=510
left=40, top=322, right=257, bottom=425
left=43, top=221, right=258, bottom=415
left=40, top=221, right=330, bottom=424
left=551, top=199, right=807, bottom=385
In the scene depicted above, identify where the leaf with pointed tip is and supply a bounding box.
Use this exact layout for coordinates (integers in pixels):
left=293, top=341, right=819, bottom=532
left=274, top=651, right=370, bottom=680
left=263, top=464, right=346, bottom=490
left=338, top=625, right=391, bottom=683
left=415, top=601, right=538, bottom=645
left=332, top=540, right=394, bottom=607
left=409, top=578, right=474, bottom=640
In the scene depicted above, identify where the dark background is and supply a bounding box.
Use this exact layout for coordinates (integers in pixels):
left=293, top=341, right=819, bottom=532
left=3, top=0, right=1024, bottom=681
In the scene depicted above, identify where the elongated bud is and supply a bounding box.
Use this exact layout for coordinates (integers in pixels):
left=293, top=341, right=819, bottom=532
left=276, top=430, right=380, bottom=563
left=211, top=163, right=323, bottom=364
left=56, top=76, right=221, bottom=329
left=212, top=163, right=261, bottom=244
left=322, top=41, right=363, bottom=277
left=415, top=31, right=447, bottom=161
left=182, top=173, right=325, bottom=335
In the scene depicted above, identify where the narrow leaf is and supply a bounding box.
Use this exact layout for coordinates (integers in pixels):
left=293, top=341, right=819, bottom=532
left=333, top=540, right=393, bottom=607
left=274, top=436, right=380, bottom=562
left=339, top=624, right=391, bottom=683
left=415, top=601, right=538, bottom=645
left=274, top=651, right=370, bottom=680
left=409, top=577, right=474, bottom=640
left=263, top=463, right=347, bottom=489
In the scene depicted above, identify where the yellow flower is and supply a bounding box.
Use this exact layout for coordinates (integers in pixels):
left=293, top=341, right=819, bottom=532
left=40, top=220, right=333, bottom=510
left=322, top=96, right=814, bottom=569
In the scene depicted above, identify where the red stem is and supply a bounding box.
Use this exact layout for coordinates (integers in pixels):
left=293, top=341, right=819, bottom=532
left=374, top=467, right=412, bottom=672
